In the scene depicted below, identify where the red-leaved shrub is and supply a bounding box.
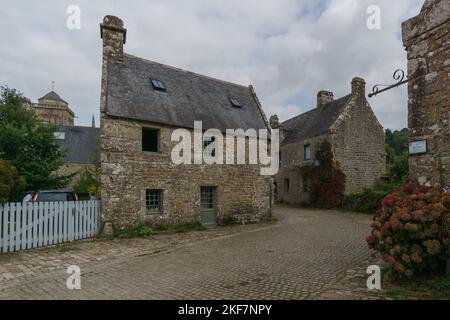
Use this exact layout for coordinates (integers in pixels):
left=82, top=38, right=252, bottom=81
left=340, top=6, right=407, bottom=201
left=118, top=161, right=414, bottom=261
left=367, top=182, right=450, bottom=277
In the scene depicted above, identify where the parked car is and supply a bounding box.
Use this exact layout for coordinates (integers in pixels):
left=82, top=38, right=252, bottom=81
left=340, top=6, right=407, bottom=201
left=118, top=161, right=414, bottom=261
left=22, top=189, right=79, bottom=202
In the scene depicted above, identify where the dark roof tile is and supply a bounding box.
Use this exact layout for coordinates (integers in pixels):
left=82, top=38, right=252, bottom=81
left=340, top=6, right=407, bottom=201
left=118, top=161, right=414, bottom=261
left=282, top=94, right=352, bottom=144
left=105, top=54, right=268, bottom=132
left=56, top=126, right=100, bottom=164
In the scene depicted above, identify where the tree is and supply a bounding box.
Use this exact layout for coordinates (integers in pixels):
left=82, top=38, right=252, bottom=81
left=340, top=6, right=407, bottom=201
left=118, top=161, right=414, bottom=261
left=0, top=159, right=26, bottom=203
left=385, top=128, right=409, bottom=183
left=385, top=128, right=408, bottom=156
left=73, top=153, right=101, bottom=199
left=300, top=140, right=346, bottom=209
left=0, top=86, right=70, bottom=190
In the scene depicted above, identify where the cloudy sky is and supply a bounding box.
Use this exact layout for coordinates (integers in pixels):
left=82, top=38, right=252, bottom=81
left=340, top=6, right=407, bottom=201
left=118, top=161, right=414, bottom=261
left=0, top=0, right=423, bottom=130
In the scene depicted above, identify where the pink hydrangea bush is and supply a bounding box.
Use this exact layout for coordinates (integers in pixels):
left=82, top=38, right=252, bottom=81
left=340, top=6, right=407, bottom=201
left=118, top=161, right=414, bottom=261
left=367, top=182, right=450, bottom=277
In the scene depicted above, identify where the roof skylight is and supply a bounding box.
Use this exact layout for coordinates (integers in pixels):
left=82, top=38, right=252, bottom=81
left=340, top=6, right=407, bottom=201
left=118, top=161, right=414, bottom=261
left=229, top=97, right=241, bottom=108
left=151, top=79, right=166, bottom=91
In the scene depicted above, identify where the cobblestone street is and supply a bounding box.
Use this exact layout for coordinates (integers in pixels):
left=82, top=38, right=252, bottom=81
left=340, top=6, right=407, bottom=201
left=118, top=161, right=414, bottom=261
left=0, top=205, right=380, bottom=300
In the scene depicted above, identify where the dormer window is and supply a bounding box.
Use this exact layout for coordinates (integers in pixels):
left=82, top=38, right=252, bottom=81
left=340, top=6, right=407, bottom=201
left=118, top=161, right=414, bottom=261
left=229, top=97, right=241, bottom=108
left=151, top=79, right=166, bottom=92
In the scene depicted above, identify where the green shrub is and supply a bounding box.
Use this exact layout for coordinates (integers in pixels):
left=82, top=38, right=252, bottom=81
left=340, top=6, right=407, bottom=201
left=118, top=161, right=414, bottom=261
left=343, top=180, right=403, bottom=214
left=367, top=182, right=450, bottom=278
left=154, top=223, right=205, bottom=234
left=0, top=159, right=26, bottom=203
left=119, top=224, right=153, bottom=238
left=343, top=189, right=387, bottom=214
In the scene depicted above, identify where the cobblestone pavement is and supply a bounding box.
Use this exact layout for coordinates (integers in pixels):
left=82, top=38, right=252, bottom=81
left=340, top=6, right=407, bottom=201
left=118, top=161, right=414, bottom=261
left=0, top=205, right=382, bottom=300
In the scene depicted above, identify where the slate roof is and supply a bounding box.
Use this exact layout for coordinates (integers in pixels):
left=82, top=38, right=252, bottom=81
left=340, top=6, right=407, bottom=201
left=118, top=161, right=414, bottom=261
left=282, top=94, right=353, bottom=145
left=56, top=126, right=100, bottom=164
left=39, top=91, right=68, bottom=105
left=105, top=54, right=268, bottom=132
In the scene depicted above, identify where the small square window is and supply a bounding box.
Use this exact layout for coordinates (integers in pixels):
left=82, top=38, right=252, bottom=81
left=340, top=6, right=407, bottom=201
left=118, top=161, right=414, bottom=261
left=229, top=97, right=242, bottom=108
left=142, top=128, right=159, bottom=152
left=146, top=189, right=162, bottom=213
left=304, top=144, right=311, bottom=161
left=151, top=79, right=166, bottom=91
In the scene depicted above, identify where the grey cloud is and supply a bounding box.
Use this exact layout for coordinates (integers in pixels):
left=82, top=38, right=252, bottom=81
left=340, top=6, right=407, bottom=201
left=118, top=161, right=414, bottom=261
left=0, top=0, right=423, bottom=129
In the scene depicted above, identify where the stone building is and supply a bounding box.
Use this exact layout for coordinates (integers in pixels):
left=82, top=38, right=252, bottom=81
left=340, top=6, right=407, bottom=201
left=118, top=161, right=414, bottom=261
left=54, top=125, right=100, bottom=186
left=25, top=90, right=75, bottom=126
left=99, top=16, right=272, bottom=228
left=402, top=0, right=450, bottom=186
left=24, top=89, right=99, bottom=185
left=273, top=78, right=386, bottom=205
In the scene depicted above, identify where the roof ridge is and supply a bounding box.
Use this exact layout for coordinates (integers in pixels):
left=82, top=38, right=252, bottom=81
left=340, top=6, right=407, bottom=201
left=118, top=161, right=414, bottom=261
left=59, top=125, right=100, bottom=130
left=282, top=108, right=316, bottom=124
left=282, top=93, right=353, bottom=124
left=124, top=53, right=250, bottom=89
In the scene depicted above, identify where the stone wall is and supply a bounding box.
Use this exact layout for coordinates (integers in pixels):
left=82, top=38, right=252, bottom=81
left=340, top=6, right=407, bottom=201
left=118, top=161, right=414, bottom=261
left=330, top=94, right=386, bottom=194
left=55, top=163, right=93, bottom=187
left=32, top=104, right=74, bottom=126
left=100, top=116, right=272, bottom=228
left=402, top=0, right=450, bottom=186
left=274, top=134, right=326, bottom=205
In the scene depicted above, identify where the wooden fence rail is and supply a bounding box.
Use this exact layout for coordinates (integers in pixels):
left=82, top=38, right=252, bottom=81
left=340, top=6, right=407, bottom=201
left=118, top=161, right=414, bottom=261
left=0, top=200, right=101, bottom=253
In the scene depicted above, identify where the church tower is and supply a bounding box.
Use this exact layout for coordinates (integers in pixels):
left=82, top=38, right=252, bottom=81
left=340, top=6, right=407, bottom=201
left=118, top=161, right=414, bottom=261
left=31, top=89, right=75, bottom=126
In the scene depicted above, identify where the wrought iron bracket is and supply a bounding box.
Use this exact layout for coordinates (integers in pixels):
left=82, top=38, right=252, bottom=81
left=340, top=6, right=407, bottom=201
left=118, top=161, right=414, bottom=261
left=368, top=69, right=410, bottom=98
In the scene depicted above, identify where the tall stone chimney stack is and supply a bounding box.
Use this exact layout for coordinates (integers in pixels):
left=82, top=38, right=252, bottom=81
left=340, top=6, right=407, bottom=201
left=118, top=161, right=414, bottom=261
left=317, top=91, right=334, bottom=112
left=351, top=77, right=366, bottom=103
left=100, top=15, right=127, bottom=63
left=100, top=16, right=126, bottom=114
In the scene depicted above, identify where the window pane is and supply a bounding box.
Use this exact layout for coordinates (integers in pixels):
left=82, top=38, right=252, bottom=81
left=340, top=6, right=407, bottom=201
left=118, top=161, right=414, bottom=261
left=142, top=128, right=159, bottom=152
left=38, top=193, right=68, bottom=202
left=304, top=144, right=311, bottom=160
left=201, top=188, right=214, bottom=209
left=146, top=189, right=162, bottom=213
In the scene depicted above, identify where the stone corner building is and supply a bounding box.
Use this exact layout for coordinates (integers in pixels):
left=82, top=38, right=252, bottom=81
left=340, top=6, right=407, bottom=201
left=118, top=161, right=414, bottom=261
left=402, top=0, right=450, bottom=186
left=273, top=78, right=386, bottom=205
left=99, top=16, right=272, bottom=229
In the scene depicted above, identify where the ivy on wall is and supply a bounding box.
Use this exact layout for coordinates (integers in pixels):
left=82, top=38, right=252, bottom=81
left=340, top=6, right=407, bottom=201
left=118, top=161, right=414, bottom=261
left=300, top=139, right=346, bottom=209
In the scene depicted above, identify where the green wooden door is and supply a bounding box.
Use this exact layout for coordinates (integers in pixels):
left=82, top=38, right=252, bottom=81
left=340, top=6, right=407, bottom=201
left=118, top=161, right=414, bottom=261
left=200, top=187, right=216, bottom=226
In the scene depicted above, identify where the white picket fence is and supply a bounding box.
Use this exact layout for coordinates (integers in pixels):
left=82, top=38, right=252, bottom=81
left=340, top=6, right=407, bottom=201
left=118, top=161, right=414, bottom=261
left=0, top=201, right=101, bottom=253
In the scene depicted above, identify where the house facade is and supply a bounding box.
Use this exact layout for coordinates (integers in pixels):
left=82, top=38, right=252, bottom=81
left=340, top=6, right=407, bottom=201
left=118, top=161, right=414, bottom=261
left=273, top=78, right=386, bottom=205
left=402, top=0, right=450, bottom=187
left=99, top=16, right=272, bottom=229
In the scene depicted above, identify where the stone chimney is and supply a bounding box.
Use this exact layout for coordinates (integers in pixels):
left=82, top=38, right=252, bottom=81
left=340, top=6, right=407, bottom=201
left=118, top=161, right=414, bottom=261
left=270, top=115, right=280, bottom=129
left=317, top=90, right=334, bottom=112
left=351, top=77, right=366, bottom=101
left=100, top=15, right=127, bottom=63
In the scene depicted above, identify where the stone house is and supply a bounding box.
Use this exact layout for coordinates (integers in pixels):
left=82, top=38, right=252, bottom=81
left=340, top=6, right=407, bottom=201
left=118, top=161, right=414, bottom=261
left=273, top=78, right=386, bottom=205
left=54, top=125, right=100, bottom=186
left=99, top=16, right=272, bottom=229
left=402, top=0, right=450, bottom=186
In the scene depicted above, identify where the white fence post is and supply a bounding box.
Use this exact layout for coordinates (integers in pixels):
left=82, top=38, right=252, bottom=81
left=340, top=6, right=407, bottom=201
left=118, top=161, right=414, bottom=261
left=0, top=200, right=101, bottom=253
